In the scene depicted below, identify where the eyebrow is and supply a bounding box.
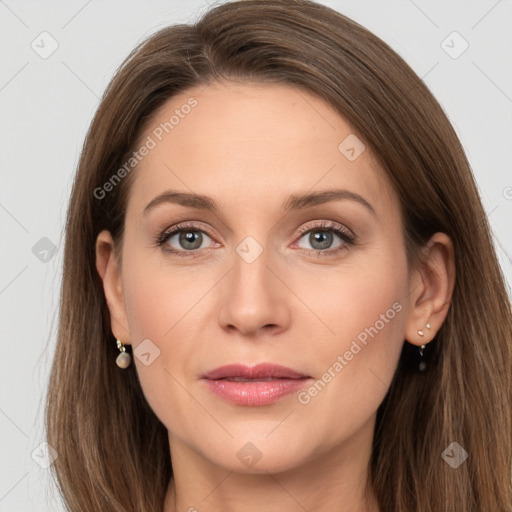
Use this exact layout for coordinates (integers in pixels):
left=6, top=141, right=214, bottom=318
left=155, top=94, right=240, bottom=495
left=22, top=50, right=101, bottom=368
left=143, top=188, right=377, bottom=217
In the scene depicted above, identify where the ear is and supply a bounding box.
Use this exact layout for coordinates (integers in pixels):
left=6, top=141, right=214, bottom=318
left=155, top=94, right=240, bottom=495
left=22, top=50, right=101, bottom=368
left=95, top=230, right=132, bottom=345
left=405, top=232, right=456, bottom=347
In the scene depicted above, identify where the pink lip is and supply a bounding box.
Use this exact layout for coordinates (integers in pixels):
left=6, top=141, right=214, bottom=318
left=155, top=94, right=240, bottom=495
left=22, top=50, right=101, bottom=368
left=202, top=363, right=312, bottom=406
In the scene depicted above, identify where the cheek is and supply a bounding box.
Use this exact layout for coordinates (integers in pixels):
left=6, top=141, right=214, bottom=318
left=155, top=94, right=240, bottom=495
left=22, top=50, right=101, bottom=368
left=121, top=243, right=202, bottom=341
left=120, top=251, right=206, bottom=429
left=293, top=248, right=408, bottom=438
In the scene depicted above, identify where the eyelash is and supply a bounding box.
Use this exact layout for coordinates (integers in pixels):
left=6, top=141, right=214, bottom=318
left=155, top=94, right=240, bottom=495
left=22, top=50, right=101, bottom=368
left=154, top=220, right=356, bottom=259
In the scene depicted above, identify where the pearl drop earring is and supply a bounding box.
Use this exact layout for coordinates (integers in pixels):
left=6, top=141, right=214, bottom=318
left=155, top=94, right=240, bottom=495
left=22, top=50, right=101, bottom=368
left=116, top=339, right=132, bottom=369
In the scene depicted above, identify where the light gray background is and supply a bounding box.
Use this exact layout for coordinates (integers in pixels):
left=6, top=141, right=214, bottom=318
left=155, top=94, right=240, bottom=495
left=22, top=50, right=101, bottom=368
left=0, top=1, right=511, bottom=510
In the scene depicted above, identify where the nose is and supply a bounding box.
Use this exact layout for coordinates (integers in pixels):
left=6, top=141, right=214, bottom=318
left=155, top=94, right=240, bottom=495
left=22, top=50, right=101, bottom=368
left=217, top=247, right=291, bottom=338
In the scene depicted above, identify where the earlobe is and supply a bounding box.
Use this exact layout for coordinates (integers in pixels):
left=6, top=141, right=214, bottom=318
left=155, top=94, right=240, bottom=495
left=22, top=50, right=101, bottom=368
left=95, top=230, right=131, bottom=344
left=405, top=232, right=456, bottom=347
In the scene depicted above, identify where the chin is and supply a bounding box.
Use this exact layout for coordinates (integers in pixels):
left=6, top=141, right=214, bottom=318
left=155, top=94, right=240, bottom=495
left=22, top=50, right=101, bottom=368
left=194, top=433, right=315, bottom=475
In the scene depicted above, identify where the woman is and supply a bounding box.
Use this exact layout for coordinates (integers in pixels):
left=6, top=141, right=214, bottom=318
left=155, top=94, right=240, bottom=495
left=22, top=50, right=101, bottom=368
left=45, top=0, right=512, bottom=511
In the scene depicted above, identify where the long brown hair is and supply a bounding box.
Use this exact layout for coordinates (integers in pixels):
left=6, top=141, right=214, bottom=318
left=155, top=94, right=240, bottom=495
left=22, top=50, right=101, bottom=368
left=45, top=1, right=512, bottom=510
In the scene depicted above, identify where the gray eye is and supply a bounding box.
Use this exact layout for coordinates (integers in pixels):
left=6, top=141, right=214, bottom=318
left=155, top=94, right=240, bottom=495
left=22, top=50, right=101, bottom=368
left=168, top=230, right=212, bottom=251
left=298, top=230, right=343, bottom=251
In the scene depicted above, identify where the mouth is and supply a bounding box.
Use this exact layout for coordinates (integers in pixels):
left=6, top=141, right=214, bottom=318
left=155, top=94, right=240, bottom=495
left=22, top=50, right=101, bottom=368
left=201, top=363, right=312, bottom=406
left=219, top=377, right=287, bottom=382
left=202, top=363, right=310, bottom=380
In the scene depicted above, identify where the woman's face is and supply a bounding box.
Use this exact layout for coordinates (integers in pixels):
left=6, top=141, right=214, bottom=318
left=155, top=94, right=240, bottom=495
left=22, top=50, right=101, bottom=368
left=102, top=80, right=417, bottom=474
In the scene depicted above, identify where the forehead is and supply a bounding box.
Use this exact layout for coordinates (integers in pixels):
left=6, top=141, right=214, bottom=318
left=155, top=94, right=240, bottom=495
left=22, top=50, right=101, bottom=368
left=126, top=80, right=396, bottom=219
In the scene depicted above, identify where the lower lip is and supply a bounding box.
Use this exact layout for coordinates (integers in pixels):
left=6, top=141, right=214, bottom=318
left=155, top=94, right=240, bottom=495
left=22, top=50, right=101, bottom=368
left=203, top=378, right=312, bottom=406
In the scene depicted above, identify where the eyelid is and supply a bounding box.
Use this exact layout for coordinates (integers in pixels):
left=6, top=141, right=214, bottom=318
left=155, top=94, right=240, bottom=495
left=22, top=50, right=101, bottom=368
left=158, top=220, right=354, bottom=242
left=158, top=221, right=217, bottom=241
left=296, top=219, right=355, bottom=239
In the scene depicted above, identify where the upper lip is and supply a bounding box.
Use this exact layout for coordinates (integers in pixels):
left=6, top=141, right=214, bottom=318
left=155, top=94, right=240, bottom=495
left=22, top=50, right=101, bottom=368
left=202, top=363, right=309, bottom=380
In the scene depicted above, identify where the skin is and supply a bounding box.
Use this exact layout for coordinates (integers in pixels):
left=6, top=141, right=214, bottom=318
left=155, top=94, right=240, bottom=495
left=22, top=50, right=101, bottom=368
left=96, top=80, right=455, bottom=512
